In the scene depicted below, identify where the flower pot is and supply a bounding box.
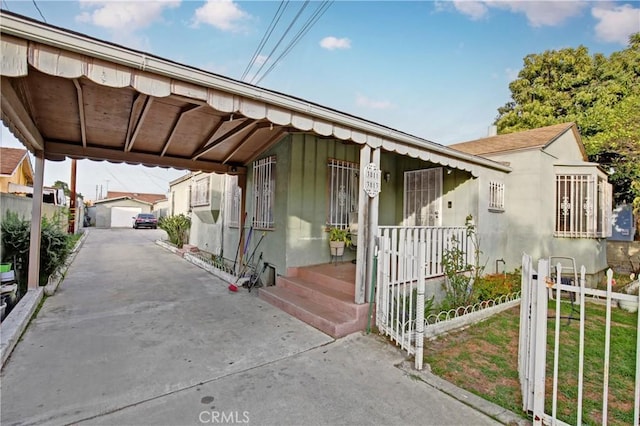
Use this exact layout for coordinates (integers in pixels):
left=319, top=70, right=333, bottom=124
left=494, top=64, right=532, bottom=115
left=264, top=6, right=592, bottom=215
left=330, top=241, right=345, bottom=256
left=0, top=263, right=11, bottom=273
left=618, top=299, right=638, bottom=313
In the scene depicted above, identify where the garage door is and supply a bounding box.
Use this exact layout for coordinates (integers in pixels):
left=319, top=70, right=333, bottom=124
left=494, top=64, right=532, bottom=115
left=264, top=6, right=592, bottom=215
left=111, top=207, right=142, bottom=228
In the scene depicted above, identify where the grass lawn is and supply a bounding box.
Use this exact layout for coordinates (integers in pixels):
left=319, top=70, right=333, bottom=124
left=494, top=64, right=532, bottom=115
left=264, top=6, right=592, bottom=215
left=424, top=300, right=638, bottom=425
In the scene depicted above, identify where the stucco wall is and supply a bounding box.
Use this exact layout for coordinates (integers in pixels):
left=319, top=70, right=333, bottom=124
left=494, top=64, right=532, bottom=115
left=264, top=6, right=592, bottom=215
left=0, top=193, right=67, bottom=224
left=169, top=175, right=192, bottom=216
left=483, top=145, right=608, bottom=275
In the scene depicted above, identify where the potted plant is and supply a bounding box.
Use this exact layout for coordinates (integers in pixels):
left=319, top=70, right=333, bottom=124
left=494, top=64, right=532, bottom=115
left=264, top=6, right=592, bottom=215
left=328, top=227, right=351, bottom=256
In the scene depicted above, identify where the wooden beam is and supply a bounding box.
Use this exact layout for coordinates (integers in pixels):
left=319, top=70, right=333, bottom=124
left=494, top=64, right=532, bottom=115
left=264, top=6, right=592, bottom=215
left=191, top=119, right=255, bottom=160
left=191, top=117, right=227, bottom=159
left=244, top=129, right=287, bottom=165
left=222, top=123, right=272, bottom=164
left=72, top=79, right=87, bottom=148
left=160, top=104, right=201, bottom=157
left=126, top=96, right=153, bottom=152
left=46, top=141, right=247, bottom=175
left=124, top=93, right=148, bottom=151
left=0, top=76, right=45, bottom=151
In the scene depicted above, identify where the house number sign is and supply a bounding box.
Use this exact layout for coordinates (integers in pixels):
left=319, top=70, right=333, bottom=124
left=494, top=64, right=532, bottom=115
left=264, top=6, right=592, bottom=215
left=363, top=163, right=381, bottom=198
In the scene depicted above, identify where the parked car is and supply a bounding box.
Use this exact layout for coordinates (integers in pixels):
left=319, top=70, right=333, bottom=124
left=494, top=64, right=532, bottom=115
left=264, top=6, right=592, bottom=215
left=132, top=213, right=158, bottom=229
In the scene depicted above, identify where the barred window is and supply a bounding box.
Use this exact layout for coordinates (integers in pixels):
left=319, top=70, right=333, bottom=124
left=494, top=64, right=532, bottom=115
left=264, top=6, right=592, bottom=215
left=403, top=168, right=442, bottom=226
left=489, top=181, right=505, bottom=211
left=327, top=159, right=359, bottom=229
left=253, top=156, right=275, bottom=230
left=191, top=176, right=210, bottom=207
left=225, top=175, right=241, bottom=228
left=555, top=174, right=611, bottom=238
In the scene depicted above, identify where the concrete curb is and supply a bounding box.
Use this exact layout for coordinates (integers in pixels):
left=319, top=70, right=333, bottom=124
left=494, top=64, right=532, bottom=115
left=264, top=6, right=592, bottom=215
left=1, top=287, right=44, bottom=369
left=155, top=240, right=250, bottom=288
left=398, top=360, right=531, bottom=425
left=44, top=229, right=89, bottom=296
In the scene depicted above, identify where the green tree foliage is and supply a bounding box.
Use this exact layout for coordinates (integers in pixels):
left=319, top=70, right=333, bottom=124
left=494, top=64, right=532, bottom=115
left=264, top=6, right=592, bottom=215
left=495, top=33, right=640, bottom=207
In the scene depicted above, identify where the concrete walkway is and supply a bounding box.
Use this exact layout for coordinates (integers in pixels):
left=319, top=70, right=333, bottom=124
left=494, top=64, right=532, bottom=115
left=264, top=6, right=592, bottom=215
left=1, top=229, right=500, bottom=425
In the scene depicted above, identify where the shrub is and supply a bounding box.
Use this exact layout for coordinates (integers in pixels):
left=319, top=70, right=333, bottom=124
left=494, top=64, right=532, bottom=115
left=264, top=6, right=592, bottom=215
left=158, top=214, right=191, bottom=248
left=1, top=210, right=74, bottom=291
left=473, top=271, right=520, bottom=301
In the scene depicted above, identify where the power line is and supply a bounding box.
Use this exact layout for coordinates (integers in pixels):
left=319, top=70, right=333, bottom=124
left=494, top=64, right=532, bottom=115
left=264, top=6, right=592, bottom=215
left=248, top=0, right=311, bottom=85
left=255, top=1, right=333, bottom=85
left=31, top=0, right=47, bottom=23
left=241, top=1, right=289, bottom=82
left=2, top=0, right=10, bottom=11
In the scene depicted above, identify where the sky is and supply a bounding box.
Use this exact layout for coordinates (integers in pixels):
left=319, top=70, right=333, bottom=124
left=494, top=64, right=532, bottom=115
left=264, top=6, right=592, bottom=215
left=1, top=0, right=638, bottom=201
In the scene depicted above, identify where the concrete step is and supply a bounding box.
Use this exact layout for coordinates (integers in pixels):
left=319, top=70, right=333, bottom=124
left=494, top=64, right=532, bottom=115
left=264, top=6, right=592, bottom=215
left=290, top=264, right=355, bottom=296
left=259, top=287, right=366, bottom=338
left=276, top=276, right=366, bottom=318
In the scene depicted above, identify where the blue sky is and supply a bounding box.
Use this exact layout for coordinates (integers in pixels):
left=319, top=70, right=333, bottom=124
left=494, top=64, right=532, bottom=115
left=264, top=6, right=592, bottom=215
left=1, top=0, right=638, bottom=200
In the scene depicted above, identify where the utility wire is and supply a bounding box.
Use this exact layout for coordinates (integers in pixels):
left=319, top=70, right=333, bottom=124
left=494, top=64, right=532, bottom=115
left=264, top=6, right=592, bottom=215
left=32, top=0, right=47, bottom=23
left=248, top=0, right=311, bottom=85
left=2, top=0, right=10, bottom=11
left=241, top=1, right=289, bottom=82
left=255, top=1, right=332, bottom=85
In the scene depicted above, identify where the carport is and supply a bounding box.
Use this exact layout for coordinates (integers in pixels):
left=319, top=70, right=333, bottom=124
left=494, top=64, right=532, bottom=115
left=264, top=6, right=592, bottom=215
left=0, top=11, right=376, bottom=301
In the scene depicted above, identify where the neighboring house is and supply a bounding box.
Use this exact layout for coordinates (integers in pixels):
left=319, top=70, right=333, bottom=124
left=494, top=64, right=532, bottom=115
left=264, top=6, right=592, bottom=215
left=168, top=173, right=192, bottom=217
left=449, top=122, right=612, bottom=282
left=153, top=198, right=169, bottom=219
left=93, top=195, right=155, bottom=228
left=0, top=147, right=33, bottom=192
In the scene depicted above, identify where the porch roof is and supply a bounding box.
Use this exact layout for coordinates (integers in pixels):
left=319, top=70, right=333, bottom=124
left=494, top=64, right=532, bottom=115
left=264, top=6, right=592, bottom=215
left=1, top=10, right=510, bottom=178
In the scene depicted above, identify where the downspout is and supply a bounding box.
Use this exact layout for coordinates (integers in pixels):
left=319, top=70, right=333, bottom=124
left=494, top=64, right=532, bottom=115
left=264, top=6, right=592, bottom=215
left=27, top=150, right=44, bottom=288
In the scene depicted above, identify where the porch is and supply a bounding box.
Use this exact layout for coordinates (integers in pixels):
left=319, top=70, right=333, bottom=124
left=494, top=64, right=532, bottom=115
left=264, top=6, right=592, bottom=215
left=259, top=226, right=471, bottom=338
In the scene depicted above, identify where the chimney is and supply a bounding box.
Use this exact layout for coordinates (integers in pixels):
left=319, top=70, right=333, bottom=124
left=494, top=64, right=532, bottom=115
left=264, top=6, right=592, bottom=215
left=488, top=125, right=498, bottom=137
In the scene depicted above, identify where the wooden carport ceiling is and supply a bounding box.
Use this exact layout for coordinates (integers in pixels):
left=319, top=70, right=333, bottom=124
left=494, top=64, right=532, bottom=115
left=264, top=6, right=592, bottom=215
left=5, top=66, right=288, bottom=174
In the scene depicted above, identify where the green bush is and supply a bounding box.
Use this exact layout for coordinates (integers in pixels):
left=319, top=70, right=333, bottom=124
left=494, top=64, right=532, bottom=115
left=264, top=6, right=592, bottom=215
left=473, top=271, right=521, bottom=301
left=1, top=210, right=74, bottom=291
left=158, top=214, right=191, bottom=248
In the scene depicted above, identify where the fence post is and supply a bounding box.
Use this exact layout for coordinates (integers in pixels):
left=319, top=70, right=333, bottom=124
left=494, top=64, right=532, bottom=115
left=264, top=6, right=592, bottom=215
left=532, top=258, right=549, bottom=425
left=518, top=253, right=533, bottom=412
left=414, top=240, right=426, bottom=370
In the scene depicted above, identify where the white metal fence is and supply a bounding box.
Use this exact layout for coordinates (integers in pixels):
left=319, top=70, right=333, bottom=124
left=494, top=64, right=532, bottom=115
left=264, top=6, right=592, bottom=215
left=519, top=254, right=640, bottom=426
left=375, top=226, right=470, bottom=370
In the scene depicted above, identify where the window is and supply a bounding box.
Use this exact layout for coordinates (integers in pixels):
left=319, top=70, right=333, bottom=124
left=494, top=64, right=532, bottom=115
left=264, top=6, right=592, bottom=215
left=489, top=181, right=505, bottom=211
left=191, top=176, right=210, bottom=207
left=403, top=168, right=442, bottom=226
left=253, top=156, right=275, bottom=230
left=327, top=159, right=359, bottom=229
left=225, top=175, right=241, bottom=228
left=555, top=174, right=612, bottom=238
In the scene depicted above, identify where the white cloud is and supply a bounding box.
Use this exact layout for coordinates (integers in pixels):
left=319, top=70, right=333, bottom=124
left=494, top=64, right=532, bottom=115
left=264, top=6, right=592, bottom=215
left=452, top=0, right=587, bottom=27
left=356, top=94, right=394, bottom=110
left=592, top=4, right=640, bottom=45
left=453, top=1, right=489, bottom=20
left=320, top=36, right=352, bottom=50
left=192, top=0, right=250, bottom=32
left=76, top=0, right=180, bottom=32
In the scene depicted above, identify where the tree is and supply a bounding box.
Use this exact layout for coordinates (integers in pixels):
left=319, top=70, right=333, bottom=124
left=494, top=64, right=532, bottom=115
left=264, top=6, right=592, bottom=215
left=495, top=33, right=640, bottom=208
left=52, top=180, right=83, bottom=199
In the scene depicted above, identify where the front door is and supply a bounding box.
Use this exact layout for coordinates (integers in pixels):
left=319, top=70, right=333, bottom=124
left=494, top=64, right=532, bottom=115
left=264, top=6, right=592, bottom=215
left=403, top=167, right=442, bottom=226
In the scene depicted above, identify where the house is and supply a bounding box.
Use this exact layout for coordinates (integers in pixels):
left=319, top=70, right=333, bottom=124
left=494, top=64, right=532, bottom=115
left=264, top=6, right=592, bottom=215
left=0, top=11, right=612, bottom=338
left=0, top=147, right=33, bottom=193
left=93, top=192, right=165, bottom=228
left=449, top=123, right=612, bottom=283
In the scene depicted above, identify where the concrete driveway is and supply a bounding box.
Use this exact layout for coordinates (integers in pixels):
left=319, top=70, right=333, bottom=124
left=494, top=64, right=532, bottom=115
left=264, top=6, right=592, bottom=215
left=1, top=228, right=500, bottom=425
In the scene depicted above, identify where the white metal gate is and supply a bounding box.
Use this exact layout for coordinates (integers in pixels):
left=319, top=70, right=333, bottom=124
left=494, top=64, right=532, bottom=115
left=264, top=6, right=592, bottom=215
left=519, top=254, right=640, bottom=425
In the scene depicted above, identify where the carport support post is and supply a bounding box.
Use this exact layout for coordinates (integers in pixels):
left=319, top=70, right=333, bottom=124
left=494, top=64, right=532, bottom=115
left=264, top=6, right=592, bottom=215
left=366, top=148, right=380, bottom=304
left=27, top=150, right=45, bottom=289
left=355, top=145, right=370, bottom=304
left=238, top=173, right=247, bottom=268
